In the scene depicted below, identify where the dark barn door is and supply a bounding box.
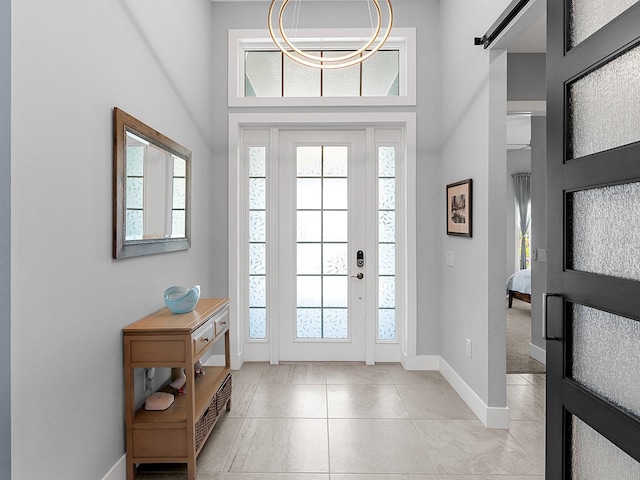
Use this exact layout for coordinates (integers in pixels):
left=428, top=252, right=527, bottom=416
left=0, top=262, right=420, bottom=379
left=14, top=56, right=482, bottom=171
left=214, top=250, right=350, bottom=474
left=546, top=0, right=640, bottom=478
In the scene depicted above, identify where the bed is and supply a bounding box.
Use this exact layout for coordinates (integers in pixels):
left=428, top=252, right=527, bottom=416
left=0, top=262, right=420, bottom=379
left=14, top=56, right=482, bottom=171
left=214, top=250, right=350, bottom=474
left=506, top=268, right=531, bottom=307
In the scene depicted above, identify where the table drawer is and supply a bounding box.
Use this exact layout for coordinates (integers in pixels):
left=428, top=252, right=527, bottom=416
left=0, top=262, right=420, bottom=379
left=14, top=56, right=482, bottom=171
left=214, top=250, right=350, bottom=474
left=214, top=309, right=229, bottom=337
left=192, top=320, right=214, bottom=359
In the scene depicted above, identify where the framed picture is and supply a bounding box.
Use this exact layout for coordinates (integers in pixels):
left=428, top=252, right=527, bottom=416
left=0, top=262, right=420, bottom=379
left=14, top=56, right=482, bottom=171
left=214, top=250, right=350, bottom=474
left=446, top=178, right=472, bottom=237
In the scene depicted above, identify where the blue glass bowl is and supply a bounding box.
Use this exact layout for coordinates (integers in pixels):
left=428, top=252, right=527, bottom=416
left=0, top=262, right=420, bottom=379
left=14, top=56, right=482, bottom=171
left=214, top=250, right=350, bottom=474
left=164, top=285, right=200, bottom=314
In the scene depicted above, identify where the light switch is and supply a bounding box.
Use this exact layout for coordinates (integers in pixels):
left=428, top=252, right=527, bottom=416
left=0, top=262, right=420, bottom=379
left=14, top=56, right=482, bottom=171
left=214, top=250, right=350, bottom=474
left=537, top=249, right=546, bottom=262
left=446, top=251, right=454, bottom=267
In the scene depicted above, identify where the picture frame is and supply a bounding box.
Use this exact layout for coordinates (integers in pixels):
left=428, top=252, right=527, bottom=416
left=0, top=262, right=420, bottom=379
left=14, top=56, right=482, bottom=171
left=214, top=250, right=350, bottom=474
left=446, top=178, right=472, bottom=237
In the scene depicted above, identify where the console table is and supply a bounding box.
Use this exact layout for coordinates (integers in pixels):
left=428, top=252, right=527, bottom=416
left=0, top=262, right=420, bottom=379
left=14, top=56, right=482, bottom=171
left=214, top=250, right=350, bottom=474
left=123, top=298, right=231, bottom=480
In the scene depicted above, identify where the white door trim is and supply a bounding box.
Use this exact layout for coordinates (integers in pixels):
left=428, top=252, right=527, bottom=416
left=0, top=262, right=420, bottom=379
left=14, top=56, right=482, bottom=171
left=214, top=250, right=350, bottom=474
left=228, top=112, right=417, bottom=368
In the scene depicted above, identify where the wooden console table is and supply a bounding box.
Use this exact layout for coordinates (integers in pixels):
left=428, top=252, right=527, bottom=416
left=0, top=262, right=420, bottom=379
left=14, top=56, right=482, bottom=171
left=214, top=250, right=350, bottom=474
left=123, top=298, right=231, bottom=480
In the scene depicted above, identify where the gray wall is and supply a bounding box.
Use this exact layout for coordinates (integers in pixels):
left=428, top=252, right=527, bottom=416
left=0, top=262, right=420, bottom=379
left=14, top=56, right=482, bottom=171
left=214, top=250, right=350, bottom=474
left=439, top=0, right=512, bottom=407
left=507, top=53, right=546, bottom=101
left=211, top=0, right=443, bottom=356
left=0, top=0, right=10, bottom=476
left=11, top=1, right=216, bottom=477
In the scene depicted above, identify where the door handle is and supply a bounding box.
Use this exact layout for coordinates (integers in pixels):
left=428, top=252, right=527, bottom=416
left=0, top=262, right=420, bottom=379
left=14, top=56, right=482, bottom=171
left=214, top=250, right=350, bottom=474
left=542, top=292, right=562, bottom=340
left=351, top=273, right=364, bottom=279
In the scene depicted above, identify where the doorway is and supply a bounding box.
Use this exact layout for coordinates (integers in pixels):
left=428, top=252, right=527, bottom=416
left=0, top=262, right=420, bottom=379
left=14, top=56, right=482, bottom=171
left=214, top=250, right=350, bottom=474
left=228, top=113, right=416, bottom=367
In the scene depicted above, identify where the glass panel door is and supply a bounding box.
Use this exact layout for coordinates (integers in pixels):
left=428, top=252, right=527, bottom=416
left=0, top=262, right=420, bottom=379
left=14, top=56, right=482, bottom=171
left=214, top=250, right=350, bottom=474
left=546, top=2, right=640, bottom=477
left=279, top=130, right=367, bottom=361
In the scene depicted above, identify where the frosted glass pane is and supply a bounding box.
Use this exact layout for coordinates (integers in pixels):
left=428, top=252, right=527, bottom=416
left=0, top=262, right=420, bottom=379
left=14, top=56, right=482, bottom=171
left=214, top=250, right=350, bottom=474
left=173, top=157, right=186, bottom=177
left=323, top=179, right=348, bottom=209
left=323, top=276, right=348, bottom=307
left=297, top=243, right=321, bottom=274
left=249, top=275, right=266, bottom=307
left=379, top=244, right=395, bottom=275
left=284, top=53, right=321, bottom=97
left=297, top=276, right=321, bottom=307
left=171, top=211, right=185, bottom=238
left=323, top=51, right=360, bottom=97
left=379, top=211, right=395, bottom=243
left=572, top=304, right=640, bottom=417
left=379, top=146, right=396, bottom=177
left=249, top=178, right=266, bottom=210
left=570, top=182, right=640, bottom=280
left=323, top=211, right=348, bottom=242
left=297, top=146, right=322, bottom=176
left=297, top=178, right=321, bottom=209
left=572, top=416, right=640, bottom=479
left=379, top=309, right=396, bottom=341
left=297, top=309, right=322, bottom=338
left=297, top=211, right=322, bottom=242
left=323, top=146, right=348, bottom=177
left=249, top=211, right=266, bottom=242
left=379, top=178, right=396, bottom=209
left=172, top=178, right=186, bottom=209
left=569, top=45, right=640, bottom=159
left=362, top=50, right=399, bottom=96
left=249, top=308, right=267, bottom=339
left=245, top=51, right=281, bottom=97
left=379, top=276, right=395, bottom=308
left=323, top=243, right=348, bottom=274
left=569, top=0, right=640, bottom=47
left=126, top=210, right=143, bottom=239
left=249, top=146, right=266, bottom=177
left=324, top=309, right=348, bottom=339
left=249, top=243, right=266, bottom=275
left=126, top=145, right=144, bottom=176
left=126, top=177, right=144, bottom=209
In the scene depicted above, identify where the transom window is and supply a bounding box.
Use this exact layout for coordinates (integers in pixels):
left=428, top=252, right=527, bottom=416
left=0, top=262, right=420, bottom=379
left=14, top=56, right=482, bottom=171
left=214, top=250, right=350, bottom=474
left=245, top=49, right=399, bottom=98
left=228, top=28, right=416, bottom=107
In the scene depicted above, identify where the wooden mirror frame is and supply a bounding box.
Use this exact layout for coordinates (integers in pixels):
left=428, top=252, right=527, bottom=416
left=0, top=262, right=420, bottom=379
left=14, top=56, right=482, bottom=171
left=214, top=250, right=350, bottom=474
left=113, top=108, right=192, bottom=259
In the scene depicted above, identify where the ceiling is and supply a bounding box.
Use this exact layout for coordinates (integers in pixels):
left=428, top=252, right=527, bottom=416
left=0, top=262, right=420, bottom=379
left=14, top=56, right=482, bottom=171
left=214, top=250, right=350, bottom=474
left=508, top=14, right=546, bottom=53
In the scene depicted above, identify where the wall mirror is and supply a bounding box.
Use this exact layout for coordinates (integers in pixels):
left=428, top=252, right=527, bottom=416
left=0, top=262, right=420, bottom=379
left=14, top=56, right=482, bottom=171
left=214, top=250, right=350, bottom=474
left=113, top=107, right=191, bottom=259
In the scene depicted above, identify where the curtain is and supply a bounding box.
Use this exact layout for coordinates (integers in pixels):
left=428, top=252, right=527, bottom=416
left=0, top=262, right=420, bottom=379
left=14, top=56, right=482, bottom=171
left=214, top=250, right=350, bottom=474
left=512, top=172, right=531, bottom=270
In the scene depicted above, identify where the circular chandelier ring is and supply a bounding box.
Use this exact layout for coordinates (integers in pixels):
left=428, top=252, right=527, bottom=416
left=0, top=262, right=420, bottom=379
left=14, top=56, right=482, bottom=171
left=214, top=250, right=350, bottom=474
left=278, top=0, right=382, bottom=64
left=267, top=0, right=393, bottom=69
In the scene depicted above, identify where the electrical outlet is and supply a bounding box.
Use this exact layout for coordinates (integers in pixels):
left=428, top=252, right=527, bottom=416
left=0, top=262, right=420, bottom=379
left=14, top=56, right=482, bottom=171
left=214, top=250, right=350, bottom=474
left=466, top=338, right=472, bottom=358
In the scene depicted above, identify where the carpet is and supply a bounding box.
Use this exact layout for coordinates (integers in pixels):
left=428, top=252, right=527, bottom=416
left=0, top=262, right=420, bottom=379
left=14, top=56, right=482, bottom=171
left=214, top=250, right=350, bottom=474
left=507, top=298, right=546, bottom=374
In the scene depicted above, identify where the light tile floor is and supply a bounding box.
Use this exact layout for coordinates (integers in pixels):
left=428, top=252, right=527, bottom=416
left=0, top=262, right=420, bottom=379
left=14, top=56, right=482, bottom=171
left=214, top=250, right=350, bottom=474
left=136, top=364, right=546, bottom=480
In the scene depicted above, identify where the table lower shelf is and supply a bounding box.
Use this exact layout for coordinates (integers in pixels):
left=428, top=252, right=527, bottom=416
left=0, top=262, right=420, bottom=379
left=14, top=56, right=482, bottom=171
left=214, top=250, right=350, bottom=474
left=133, top=366, right=230, bottom=424
left=129, top=369, right=232, bottom=463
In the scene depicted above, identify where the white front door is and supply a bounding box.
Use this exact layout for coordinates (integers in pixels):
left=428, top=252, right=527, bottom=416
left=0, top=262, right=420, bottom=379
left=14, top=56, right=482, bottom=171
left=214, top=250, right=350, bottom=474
left=236, top=119, right=412, bottom=366
left=278, top=130, right=368, bottom=361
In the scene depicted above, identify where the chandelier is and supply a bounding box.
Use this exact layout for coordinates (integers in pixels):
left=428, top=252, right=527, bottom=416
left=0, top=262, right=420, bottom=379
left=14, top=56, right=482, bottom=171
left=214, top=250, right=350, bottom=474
left=268, top=0, right=394, bottom=69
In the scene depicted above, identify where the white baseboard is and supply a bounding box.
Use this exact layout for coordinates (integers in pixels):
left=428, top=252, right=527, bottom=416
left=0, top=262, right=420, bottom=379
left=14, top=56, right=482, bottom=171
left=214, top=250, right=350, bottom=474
left=438, top=358, right=510, bottom=429
left=401, top=353, right=440, bottom=370
left=204, top=353, right=245, bottom=370
left=101, top=454, right=125, bottom=480
left=203, top=354, right=227, bottom=367
left=529, top=343, right=546, bottom=365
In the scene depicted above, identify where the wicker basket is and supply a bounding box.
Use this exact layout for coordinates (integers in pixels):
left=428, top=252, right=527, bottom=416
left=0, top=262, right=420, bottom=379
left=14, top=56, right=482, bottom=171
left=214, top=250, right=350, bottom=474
left=215, top=374, right=232, bottom=413
left=195, top=395, right=217, bottom=452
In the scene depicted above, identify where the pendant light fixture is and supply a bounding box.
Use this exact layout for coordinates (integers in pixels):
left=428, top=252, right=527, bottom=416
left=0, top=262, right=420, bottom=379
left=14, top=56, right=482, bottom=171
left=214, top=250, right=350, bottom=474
left=268, top=0, right=393, bottom=69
